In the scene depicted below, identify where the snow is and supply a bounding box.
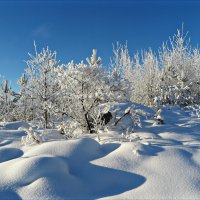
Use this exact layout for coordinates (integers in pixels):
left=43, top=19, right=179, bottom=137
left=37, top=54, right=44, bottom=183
left=0, top=103, right=200, bottom=199
left=0, top=121, right=30, bottom=130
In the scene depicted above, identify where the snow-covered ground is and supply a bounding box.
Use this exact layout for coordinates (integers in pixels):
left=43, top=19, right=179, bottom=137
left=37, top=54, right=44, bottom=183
left=1, top=104, right=200, bottom=199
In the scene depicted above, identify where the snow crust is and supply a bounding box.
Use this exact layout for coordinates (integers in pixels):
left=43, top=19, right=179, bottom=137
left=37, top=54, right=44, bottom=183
left=0, top=103, right=200, bottom=199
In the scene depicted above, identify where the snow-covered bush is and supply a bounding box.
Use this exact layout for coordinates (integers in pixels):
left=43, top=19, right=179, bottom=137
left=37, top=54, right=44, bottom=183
left=154, top=109, right=164, bottom=125
left=113, top=106, right=141, bottom=132
left=193, top=105, right=200, bottom=118
left=57, top=107, right=112, bottom=140
left=121, top=131, right=143, bottom=143
left=57, top=120, right=81, bottom=139
left=21, top=127, right=42, bottom=146
left=185, top=104, right=200, bottom=118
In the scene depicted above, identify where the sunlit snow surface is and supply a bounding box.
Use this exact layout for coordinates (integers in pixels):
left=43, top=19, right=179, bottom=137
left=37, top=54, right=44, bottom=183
left=0, top=104, right=200, bottom=199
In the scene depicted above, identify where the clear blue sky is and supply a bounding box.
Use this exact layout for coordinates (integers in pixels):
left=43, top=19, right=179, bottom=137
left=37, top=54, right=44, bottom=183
left=1, top=0, right=200, bottom=90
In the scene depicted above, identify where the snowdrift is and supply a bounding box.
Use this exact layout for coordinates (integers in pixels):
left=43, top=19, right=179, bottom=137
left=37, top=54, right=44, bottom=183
left=0, top=103, right=200, bottom=199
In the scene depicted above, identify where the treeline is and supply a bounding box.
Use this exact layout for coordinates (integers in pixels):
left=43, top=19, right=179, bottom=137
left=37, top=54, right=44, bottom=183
left=0, top=28, right=200, bottom=132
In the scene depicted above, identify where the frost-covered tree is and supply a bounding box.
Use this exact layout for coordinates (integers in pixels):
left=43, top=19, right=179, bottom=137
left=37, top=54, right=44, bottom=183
left=159, top=28, right=198, bottom=105
left=110, top=43, right=160, bottom=106
left=187, top=48, right=200, bottom=103
left=111, top=27, right=200, bottom=107
left=128, top=53, right=144, bottom=103
left=56, top=50, right=119, bottom=133
left=141, top=49, right=161, bottom=106
left=123, top=49, right=161, bottom=106
left=16, top=73, right=30, bottom=121
left=20, top=43, right=60, bottom=128
left=0, top=80, right=16, bottom=121
left=110, top=42, right=132, bottom=76
left=9, top=26, right=200, bottom=128
left=109, top=42, right=133, bottom=101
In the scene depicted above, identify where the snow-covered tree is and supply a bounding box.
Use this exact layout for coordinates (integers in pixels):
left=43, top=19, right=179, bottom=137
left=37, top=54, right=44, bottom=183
left=110, top=43, right=160, bottom=106
left=20, top=43, right=60, bottom=128
left=9, top=26, right=200, bottom=129
left=0, top=80, right=16, bottom=121
left=140, top=49, right=160, bottom=106
left=55, top=50, right=113, bottom=133
left=190, top=48, right=200, bottom=103
left=159, top=28, right=198, bottom=106
left=16, top=73, right=30, bottom=121
left=109, top=43, right=134, bottom=101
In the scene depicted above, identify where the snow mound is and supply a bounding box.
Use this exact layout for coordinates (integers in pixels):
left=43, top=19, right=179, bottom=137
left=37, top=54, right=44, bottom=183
left=0, top=105, right=200, bottom=199
left=0, top=137, right=145, bottom=199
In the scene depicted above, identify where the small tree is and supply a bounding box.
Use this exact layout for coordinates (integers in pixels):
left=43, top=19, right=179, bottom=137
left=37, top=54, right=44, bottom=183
left=17, top=73, right=29, bottom=121
left=140, top=49, right=161, bottom=106
left=159, top=27, right=198, bottom=105
left=20, top=43, right=60, bottom=128
left=56, top=50, right=116, bottom=133
left=110, top=42, right=133, bottom=102
left=110, top=43, right=161, bottom=106
left=0, top=80, right=16, bottom=121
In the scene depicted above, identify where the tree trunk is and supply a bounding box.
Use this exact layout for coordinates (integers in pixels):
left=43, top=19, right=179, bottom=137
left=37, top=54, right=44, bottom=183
left=85, top=113, right=92, bottom=133
left=44, top=71, right=48, bottom=129
left=44, top=109, right=48, bottom=129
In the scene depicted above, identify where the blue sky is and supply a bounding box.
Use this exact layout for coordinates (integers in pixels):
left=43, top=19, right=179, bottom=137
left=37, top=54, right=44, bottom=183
left=1, top=0, right=200, bottom=90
